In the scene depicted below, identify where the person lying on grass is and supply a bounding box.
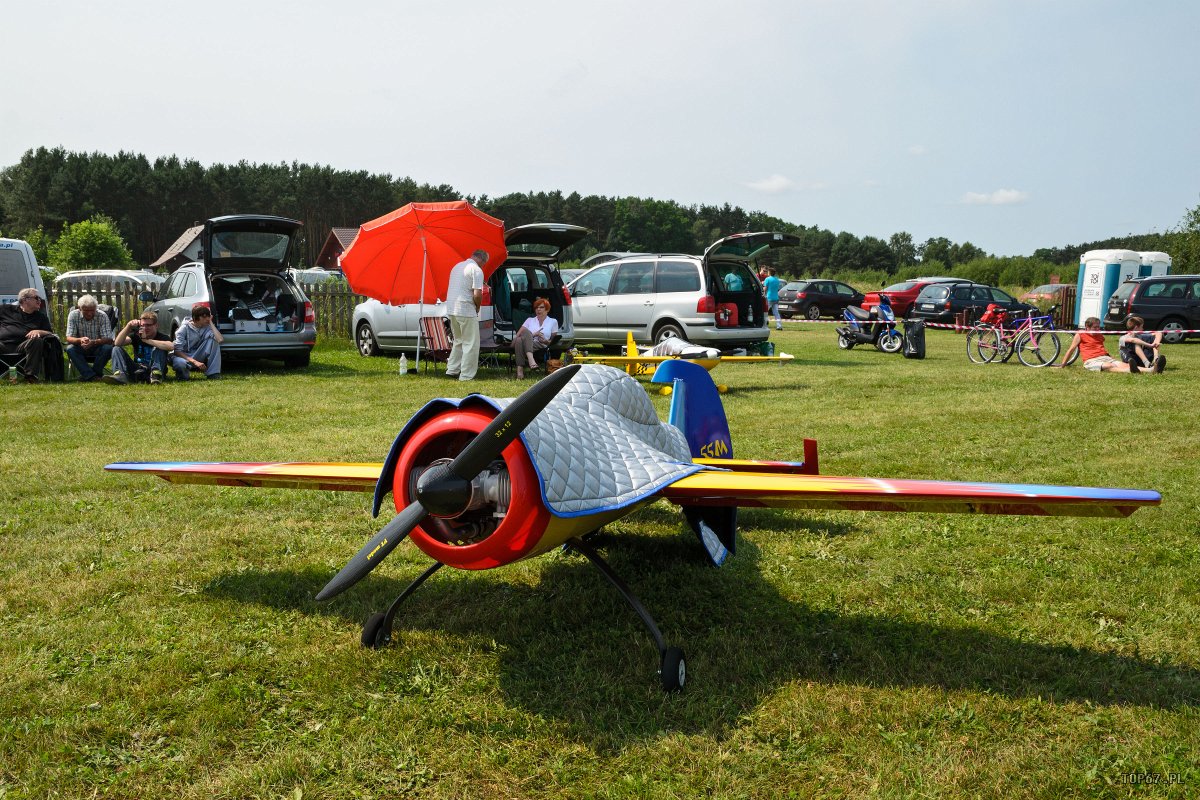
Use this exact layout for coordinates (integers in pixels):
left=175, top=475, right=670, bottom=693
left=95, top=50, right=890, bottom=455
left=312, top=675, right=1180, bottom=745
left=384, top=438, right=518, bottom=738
left=1056, top=316, right=1161, bottom=373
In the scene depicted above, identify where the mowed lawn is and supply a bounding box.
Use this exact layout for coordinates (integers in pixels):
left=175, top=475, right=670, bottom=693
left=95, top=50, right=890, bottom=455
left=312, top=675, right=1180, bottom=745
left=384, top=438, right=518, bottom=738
left=2, top=323, right=1197, bottom=799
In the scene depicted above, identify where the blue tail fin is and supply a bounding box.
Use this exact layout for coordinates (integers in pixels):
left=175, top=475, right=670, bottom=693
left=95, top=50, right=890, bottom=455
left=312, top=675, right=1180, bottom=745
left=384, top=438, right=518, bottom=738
left=656, top=359, right=733, bottom=460
left=654, top=359, right=737, bottom=565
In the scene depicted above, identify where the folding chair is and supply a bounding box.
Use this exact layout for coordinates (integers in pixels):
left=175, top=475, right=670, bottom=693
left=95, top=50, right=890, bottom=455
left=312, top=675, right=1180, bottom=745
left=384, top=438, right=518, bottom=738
left=417, top=316, right=453, bottom=373
left=477, top=317, right=508, bottom=372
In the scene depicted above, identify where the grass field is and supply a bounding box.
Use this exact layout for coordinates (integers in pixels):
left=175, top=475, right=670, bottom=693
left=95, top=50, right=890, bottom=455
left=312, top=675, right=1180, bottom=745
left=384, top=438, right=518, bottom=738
left=2, top=323, right=1197, bottom=799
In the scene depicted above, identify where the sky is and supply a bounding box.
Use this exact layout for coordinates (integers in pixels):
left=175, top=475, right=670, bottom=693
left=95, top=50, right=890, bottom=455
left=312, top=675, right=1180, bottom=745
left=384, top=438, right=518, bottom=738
left=5, top=0, right=1198, bottom=256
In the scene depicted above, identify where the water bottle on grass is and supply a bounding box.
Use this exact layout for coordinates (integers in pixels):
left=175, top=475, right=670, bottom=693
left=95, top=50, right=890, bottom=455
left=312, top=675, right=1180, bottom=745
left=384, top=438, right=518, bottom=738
left=399, top=354, right=408, bottom=375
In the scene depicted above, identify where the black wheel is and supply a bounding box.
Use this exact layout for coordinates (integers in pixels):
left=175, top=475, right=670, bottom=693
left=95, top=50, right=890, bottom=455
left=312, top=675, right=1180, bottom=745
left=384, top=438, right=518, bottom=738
left=361, top=612, right=391, bottom=649
left=966, top=329, right=988, bottom=364
left=283, top=352, right=311, bottom=368
left=356, top=322, right=380, bottom=356
left=1016, top=330, right=1061, bottom=367
left=805, top=304, right=821, bottom=320
left=1160, top=317, right=1188, bottom=344
left=660, top=646, right=686, bottom=692
left=877, top=331, right=903, bottom=353
left=654, top=322, right=685, bottom=343
left=837, top=334, right=855, bottom=350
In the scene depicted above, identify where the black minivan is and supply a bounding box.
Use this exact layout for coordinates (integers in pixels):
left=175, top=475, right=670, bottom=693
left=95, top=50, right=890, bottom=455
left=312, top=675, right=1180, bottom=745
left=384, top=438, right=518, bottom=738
left=1105, top=275, right=1200, bottom=343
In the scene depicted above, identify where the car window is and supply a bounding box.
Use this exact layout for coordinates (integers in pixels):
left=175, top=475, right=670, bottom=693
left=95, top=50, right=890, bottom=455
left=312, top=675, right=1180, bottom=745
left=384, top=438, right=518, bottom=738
left=163, top=272, right=187, bottom=300
left=1191, top=281, right=1200, bottom=300
left=716, top=263, right=755, bottom=292
left=1145, top=281, right=1189, bottom=299
left=884, top=281, right=917, bottom=292
left=951, top=285, right=974, bottom=301
left=785, top=281, right=808, bottom=291
left=922, top=286, right=949, bottom=301
left=612, top=261, right=655, bottom=295
left=834, top=283, right=855, bottom=297
left=989, top=288, right=1015, bottom=303
left=971, top=287, right=993, bottom=303
left=1110, top=281, right=1138, bottom=301
left=572, top=265, right=616, bottom=297
left=531, top=269, right=553, bottom=290
left=656, top=260, right=701, bottom=293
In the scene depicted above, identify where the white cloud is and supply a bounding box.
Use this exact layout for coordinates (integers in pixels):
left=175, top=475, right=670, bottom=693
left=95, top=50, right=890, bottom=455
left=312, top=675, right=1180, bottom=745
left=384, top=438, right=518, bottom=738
left=908, top=145, right=928, bottom=156
left=745, top=174, right=795, bottom=193
left=961, top=189, right=1029, bottom=206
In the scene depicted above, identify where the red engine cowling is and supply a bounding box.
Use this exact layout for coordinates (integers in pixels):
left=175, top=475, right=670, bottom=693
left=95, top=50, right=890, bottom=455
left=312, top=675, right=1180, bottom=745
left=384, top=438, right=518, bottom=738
left=391, top=407, right=550, bottom=570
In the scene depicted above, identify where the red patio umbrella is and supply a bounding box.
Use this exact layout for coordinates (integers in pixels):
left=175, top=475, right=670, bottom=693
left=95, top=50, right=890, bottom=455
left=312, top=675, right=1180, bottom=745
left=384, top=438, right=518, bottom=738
left=340, top=201, right=506, bottom=306
left=340, top=201, right=507, bottom=369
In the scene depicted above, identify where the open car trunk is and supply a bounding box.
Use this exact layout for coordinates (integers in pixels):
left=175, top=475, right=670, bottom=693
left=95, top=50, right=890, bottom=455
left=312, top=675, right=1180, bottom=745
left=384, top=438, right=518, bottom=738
left=211, top=273, right=302, bottom=333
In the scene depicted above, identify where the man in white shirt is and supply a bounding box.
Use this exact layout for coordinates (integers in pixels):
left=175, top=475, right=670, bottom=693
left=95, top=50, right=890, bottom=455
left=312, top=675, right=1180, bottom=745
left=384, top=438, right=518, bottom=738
left=444, top=249, right=489, bottom=381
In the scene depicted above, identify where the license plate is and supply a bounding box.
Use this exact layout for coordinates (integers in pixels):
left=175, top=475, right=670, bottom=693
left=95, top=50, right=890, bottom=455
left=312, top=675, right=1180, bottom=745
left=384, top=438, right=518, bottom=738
left=919, top=303, right=934, bottom=310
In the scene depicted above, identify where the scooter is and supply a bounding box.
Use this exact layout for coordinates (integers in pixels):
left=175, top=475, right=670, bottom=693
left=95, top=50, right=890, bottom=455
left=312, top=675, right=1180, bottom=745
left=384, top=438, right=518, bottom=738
left=836, top=295, right=904, bottom=353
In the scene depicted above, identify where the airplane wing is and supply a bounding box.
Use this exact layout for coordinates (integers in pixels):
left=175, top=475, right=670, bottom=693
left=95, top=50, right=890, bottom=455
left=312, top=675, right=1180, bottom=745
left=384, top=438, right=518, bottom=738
left=656, top=470, right=1160, bottom=518
left=104, top=462, right=381, bottom=492
left=105, top=459, right=1161, bottom=518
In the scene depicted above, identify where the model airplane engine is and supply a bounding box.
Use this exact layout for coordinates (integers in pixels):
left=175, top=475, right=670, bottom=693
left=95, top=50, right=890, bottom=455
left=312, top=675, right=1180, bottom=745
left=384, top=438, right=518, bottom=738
left=389, top=405, right=552, bottom=570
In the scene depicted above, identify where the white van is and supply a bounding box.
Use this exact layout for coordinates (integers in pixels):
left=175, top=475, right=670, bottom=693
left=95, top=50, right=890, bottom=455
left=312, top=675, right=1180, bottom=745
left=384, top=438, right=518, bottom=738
left=0, top=238, right=47, bottom=308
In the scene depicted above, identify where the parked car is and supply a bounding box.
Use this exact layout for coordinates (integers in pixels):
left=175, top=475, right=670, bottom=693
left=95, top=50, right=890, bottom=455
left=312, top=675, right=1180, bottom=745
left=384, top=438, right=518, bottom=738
left=353, top=222, right=584, bottom=356
left=568, top=231, right=797, bottom=348
left=558, top=267, right=589, bottom=285
left=862, top=276, right=961, bottom=318
left=579, top=251, right=645, bottom=270
left=778, top=279, right=864, bottom=320
left=1019, top=283, right=1072, bottom=304
left=140, top=215, right=316, bottom=367
left=1105, top=275, right=1200, bottom=343
left=1, top=237, right=48, bottom=308
left=908, top=280, right=1035, bottom=324
left=289, top=267, right=345, bottom=284
left=54, top=269, right=165, bottom=291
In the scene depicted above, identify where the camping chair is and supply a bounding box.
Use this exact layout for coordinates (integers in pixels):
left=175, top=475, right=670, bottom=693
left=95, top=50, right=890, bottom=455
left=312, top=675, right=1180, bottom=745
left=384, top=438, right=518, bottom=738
left=417, top=316, right=453, bottom=373
left=478, top=317, right=507, bottom=372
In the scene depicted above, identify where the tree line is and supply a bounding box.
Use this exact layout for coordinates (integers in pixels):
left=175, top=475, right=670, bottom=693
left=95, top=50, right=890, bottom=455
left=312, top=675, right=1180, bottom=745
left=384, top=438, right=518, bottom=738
left=1, top=146, right=1194, bottom=283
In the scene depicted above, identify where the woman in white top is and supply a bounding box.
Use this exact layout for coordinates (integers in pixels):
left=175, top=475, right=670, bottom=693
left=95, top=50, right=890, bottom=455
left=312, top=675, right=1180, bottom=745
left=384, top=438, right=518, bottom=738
left=513, top=297, right=559, bottom=379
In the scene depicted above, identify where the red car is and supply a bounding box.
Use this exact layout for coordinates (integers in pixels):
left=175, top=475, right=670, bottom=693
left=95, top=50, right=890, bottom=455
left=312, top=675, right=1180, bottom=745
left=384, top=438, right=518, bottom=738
left=862, top=276, right=961, bottom=318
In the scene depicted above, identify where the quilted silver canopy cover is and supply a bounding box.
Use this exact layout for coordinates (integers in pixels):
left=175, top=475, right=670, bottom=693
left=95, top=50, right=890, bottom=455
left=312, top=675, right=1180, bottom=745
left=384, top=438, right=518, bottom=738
left=498, top=364, right=702, bottom=517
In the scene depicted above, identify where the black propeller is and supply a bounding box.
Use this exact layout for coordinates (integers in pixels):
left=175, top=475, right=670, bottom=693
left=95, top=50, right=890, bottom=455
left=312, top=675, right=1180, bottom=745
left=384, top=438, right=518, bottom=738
left=316, top=364, right=582, bottom=601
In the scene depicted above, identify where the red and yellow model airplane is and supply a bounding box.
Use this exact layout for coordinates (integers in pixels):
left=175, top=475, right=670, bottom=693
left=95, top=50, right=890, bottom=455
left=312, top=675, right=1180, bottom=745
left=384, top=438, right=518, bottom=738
left=106, top=362, right=1160, bottom=691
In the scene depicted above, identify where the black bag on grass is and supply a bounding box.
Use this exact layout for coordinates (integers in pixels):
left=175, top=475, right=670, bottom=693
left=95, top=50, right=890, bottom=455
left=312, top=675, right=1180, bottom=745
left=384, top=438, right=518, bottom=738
left=903, top=320, right=926, bottom=360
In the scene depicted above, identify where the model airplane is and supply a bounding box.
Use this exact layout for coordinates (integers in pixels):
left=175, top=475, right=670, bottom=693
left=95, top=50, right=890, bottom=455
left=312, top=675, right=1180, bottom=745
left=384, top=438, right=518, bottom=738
left=572, top=332, right=792, bottom=389
left=106, top=362, right=1160, bottom=692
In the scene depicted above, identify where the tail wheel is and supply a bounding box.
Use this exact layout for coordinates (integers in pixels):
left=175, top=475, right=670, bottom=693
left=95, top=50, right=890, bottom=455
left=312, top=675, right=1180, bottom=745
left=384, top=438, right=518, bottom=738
left=1016, top=330, right=1061, bottom=367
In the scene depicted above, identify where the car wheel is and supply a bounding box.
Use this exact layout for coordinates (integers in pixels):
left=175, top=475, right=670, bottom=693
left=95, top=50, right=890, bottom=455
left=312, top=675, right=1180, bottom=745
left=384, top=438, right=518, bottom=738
left=805, top=304, right=821, bottom=320
left=1160, top=317, right=1188, bottom=344
left=356, top=321, right=380, bottom=356
left=654, top=322, right=686, bottom=343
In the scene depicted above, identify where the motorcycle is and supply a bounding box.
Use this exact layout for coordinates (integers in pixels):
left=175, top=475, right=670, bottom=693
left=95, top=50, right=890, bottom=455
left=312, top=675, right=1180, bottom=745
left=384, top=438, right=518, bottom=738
left=836, top=295, right=904, bottom=353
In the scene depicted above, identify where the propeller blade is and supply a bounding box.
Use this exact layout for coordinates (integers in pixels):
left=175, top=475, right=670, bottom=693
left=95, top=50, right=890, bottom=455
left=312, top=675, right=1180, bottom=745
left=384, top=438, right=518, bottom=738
left=316, top=500, right=427, bottom=601
left=448, top=363, right=580, bottom=479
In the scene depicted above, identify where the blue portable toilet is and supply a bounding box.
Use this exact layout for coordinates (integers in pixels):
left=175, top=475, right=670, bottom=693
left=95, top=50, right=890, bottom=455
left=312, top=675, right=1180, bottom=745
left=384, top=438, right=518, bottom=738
left=1138, top=251, right=1171, bottom=277
left=1076, top=249, right=1140, bottom=326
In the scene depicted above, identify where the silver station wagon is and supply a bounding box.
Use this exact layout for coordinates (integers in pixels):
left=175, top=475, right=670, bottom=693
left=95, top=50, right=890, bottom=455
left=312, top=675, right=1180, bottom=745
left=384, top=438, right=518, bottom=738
left=568, top=231, right=798, bottom=348
left=141, top=215, right=316, bottom=368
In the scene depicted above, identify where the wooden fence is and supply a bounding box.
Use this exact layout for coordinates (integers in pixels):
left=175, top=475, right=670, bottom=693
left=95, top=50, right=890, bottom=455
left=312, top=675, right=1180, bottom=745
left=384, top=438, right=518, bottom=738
left=47, top=281, right=368, bottom=342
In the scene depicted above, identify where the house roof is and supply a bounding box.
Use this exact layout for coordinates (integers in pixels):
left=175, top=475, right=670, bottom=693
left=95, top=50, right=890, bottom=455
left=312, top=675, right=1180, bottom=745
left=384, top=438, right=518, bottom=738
left=315, top=227, right=359, bottom=269
left=150, top=225, right=203, bottom=271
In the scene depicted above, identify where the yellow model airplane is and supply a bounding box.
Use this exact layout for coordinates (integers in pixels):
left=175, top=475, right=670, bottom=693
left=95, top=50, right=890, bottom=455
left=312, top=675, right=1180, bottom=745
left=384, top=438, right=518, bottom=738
left=572, top=332, right=792, bottom=391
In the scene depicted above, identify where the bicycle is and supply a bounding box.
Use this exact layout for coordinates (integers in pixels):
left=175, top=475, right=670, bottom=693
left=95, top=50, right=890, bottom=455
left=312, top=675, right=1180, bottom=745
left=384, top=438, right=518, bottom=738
left=966, top=304, right=1066, bottom=367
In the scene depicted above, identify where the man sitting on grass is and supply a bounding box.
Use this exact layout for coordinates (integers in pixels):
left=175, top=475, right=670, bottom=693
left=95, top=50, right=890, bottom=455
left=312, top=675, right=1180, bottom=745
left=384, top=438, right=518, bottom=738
left=1056, top=316, right=1158, bottom=373
left=104, top=311, right=173, bottom=385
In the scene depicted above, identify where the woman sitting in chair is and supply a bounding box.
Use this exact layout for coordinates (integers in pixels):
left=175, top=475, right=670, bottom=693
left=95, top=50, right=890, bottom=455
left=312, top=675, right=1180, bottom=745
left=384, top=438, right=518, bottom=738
left=514, top=297, right=559, bottom=379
